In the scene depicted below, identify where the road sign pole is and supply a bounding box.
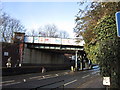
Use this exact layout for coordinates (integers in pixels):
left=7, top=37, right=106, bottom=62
left=115, top=12, right=120, bottom=37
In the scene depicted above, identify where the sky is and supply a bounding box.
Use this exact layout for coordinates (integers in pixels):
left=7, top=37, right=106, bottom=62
left=1, top=2, right=81, bottom=38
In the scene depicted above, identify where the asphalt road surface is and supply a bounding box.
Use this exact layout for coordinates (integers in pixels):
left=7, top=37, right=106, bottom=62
left=1, top=67, right=103, bottom=90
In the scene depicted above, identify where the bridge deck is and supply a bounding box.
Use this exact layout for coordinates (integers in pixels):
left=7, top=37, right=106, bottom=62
left=24, top=36, right=84, bottom=54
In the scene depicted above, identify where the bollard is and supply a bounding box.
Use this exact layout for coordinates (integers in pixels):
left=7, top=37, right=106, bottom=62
left=42, top=67, right=46, bottom=73
left=71, top=66, right=74, bottom=71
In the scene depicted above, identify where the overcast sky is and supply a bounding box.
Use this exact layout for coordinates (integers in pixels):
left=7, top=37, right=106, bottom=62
left=1, top=2, right=81, bottom=38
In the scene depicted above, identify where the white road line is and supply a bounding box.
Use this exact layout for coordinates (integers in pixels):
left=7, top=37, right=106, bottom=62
left=38, top=74, right=57, bottom=80
left=55, top=74, right=59, bottom=76
left=37, top=78, right=44, bottom=80
left=30, top=74, right=57, bottom=80
left=1, top=80, right=15, bottom=84
left=37, top=75, right=57, bottom=80
left=3, top=81, right=21, bottom=86
left=82, top=75, right=90, bottom=79
left=30, top=71, right=69, bottom=80
left=64, top=79, right=77, bottom=86
left=44, top=77, right=51, bottom=79
left=44, top=75, right=51, bottom=77
left=58, top=72, right=69, bottom=76
left=29, top=76, right=43, bottom=79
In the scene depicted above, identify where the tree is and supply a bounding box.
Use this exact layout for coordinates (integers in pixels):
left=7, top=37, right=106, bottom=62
left=0, top=12, right=26, bottom=42
left=75, top=2, right=120, bottom=88
left=75, top=2, right=120, bottom=43
left=37, top=24, right=58, bottom=37
left=26, top=29, right=38, bottom=36
left=38, top=24, right=69, bottom=38
left=44, top=24, right=58, bottom=37
left=59, top=30, right=69, bottom=38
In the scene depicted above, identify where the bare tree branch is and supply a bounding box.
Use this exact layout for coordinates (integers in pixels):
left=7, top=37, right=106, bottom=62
left=0, top=12, right=26, bottom=42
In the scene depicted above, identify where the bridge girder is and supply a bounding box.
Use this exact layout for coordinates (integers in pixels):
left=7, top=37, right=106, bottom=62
left=25, top=43, right=84, bottom=54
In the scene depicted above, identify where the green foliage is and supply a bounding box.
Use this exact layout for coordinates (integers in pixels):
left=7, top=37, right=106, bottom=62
left=75, top=2, right=120, bottom=88
left=95, top=15, right=117, bottom=41
left=87, top=13, right=120, bottom=88
left=84, top=42, right=100, bottom=64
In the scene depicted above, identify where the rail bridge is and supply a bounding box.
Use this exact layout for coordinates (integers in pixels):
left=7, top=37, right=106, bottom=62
left=23, top=36, right=88, bottom=71
left=24, top=36, right=84, bottom=53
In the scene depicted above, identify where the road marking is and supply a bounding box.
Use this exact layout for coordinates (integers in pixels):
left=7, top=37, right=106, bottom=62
left=30, top=74, right=53, bottom=80
left=1, top=80, right=15, bottom=84
left=58, top=71, right=69, bottom=76
left=23, top=79, right=26, bottom=82
left=44, top=75, right=51, bottom=77
left=82, top=75, right=90, bottom=79
left=37, top=78, right=44, bottom=80
left=55, top=74, right=59, bottom=76
left=44, top=76, right=51, bottom=79
left=29, top=76, right=43, bottom=79
left=91, top=71, right=100, bottom=75
left=30, top=71, right=69, bottom=80
left=37, top=75, right=57, bottom=80
left=50, top=75, right=58, bottom=78
left=64, top=79, right=77, bottom=86
left=3, top=81, right=21, bottom=86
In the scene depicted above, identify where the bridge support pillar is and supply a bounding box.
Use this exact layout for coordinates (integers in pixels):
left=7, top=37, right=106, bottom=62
left=80, top=59, right=83, bottom=70
left=75, top=50, right=78, bottom=71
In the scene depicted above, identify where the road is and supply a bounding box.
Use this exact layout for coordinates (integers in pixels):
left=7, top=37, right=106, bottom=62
left=1, top=67, right=104, bottom=89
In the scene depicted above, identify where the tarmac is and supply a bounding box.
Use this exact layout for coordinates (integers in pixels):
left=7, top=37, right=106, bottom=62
left=78, top=73, right=106, bottom=89
left=2, top=69, right=106, bottom=89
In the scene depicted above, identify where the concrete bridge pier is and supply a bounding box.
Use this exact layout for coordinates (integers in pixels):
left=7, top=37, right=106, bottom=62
left=75, top=50, right=78, bottom=71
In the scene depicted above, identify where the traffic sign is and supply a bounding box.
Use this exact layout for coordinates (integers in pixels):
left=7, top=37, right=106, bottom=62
left=103, top=77, right=110, bottom=86
left=115, top=12, right=120, bottom=37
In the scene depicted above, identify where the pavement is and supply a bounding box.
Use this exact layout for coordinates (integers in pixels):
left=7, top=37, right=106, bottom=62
left=78, top=73, right=105, bottom=89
